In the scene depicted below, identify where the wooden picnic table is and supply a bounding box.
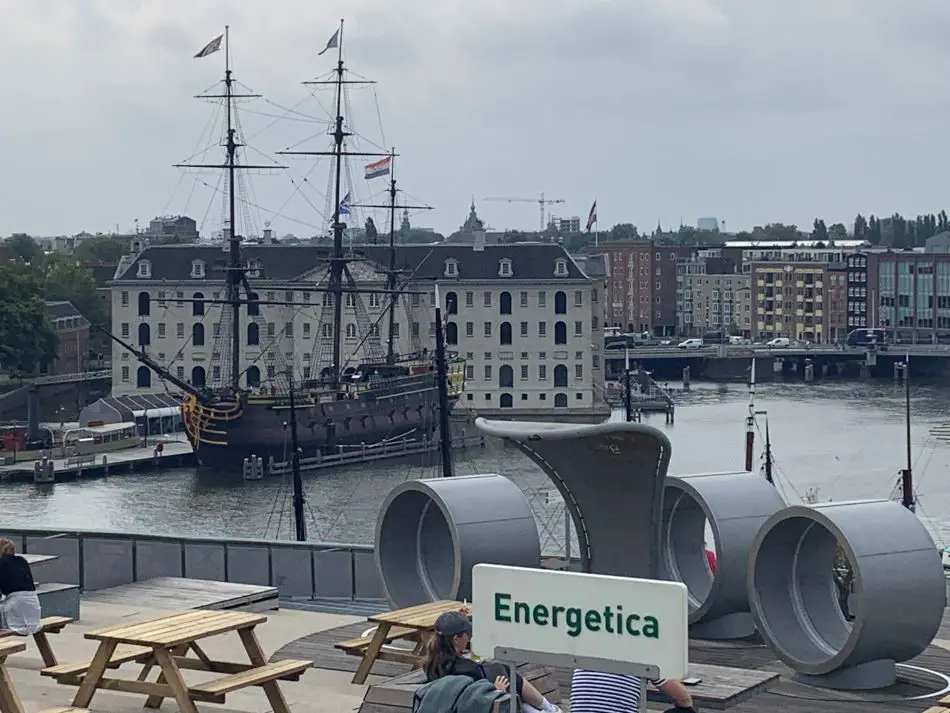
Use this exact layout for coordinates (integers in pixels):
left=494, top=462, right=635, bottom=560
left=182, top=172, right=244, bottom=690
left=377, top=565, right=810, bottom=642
left=349, top=600, right=467, bottom=684
left=41, top=609, right=311, bottom=713
left=0, top=639, right=27, bottom=713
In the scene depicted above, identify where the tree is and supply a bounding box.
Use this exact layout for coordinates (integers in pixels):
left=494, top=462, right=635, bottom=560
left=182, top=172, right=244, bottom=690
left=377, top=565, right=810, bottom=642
left=43, top=255, right=106, bottom=328
left=5, top=233, right=41, bottom=263
left=365, top=217, right=379, bottom=243
left=853, top=214, right=867, bottom=240
left=608, top=223, right=639, bottom=241
left=828, top=223, right=848, bottom=242
left=75, top=235, right=125, bottom=263
left=0, top=264, right=57, bottom=375
left=811, top=219, right=828, bottom=242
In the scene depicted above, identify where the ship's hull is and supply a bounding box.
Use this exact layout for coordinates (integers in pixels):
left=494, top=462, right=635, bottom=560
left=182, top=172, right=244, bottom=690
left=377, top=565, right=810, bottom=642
left=182, top=383, right=451, bottom=470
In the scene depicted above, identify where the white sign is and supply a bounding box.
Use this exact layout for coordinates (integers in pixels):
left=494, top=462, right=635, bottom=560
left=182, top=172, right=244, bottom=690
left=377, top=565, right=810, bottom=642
left=472, top=564, right=688, bottom=679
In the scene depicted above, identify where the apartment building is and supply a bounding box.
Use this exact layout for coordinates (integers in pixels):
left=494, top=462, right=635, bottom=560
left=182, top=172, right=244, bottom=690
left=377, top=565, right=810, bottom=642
left=109, top=241, right=605, bottom=416
left=749, top=262, right=833, bottom=343
left=591, top=241, right=692, bottom=335
left=677, top=272, right=752, bottom=337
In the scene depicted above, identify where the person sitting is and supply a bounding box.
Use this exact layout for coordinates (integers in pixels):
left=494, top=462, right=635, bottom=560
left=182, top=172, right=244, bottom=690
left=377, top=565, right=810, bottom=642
left=423, top=611, right=560, bottom=713
left=0, top=539, right=41, bottom=635
left=571, top=669, right=695, bottom=713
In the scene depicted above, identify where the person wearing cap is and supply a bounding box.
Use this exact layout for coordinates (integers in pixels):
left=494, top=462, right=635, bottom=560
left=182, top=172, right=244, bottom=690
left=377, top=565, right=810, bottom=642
left=423, top=611, right=561, bottom=713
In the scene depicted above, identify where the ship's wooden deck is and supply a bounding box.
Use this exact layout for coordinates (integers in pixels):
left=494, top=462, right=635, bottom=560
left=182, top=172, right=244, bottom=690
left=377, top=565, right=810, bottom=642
left=272, top=613, right=950, bottom=713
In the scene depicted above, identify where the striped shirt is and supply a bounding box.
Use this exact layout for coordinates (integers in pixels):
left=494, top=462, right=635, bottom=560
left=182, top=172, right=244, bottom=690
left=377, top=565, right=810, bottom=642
left=570, top=670, right=666, bottom=713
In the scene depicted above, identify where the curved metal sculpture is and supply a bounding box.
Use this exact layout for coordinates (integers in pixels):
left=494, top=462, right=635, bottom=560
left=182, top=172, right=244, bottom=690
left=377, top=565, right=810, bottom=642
left=660, top=472, right=786, bottom=640
left=748, top=500, right=946, bottom=690
left=475, top=418, right=671, bottom=579
left=375, top=474, right=540, bottom=608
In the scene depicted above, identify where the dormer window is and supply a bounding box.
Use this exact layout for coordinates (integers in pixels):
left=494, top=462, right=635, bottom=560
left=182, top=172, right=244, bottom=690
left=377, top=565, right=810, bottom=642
left=444, top=259, right=459, bottom=278
left=137, top=259, right=151, bottom=278
left=554, top=259, right=568, bottom=277
left=498, top=259, right=513, bottom=278
left=191, top=260, right=206, bottom=278
left=247, top=259, right=261, bottom=278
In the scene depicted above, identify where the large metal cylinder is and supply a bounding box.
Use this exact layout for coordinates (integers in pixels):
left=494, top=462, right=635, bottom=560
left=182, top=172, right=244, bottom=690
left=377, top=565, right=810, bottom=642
left=748, top=500, right=945, bottom=689
left=375, top=474, right=541, bottom=608
left=660, top=472, right=786, bottom=639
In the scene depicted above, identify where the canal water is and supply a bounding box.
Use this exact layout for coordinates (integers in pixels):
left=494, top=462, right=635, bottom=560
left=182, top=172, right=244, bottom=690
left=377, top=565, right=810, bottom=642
left=2, top=381, right=950, bottom=553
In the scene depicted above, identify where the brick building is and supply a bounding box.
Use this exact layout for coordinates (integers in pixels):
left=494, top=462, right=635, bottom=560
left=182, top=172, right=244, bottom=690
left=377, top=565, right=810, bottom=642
left=45, top=301, right=90, bottom=375
left=591, top=241, right=692, bottom=335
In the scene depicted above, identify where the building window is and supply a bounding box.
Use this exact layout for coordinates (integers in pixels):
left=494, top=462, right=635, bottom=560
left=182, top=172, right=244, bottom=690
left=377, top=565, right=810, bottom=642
left=121, top=291, right=129, bottom=307
left=520, top=291, right=528, bottom=308
left=575, top=364, right=583, bottom=380
left=121, top=366, right=129, bottom=382
left=346, top=324, right=357, bottom=338
left=539, top=364, right=547, bottom=380
left=554, top=291, right=567, bottom=314
left=500, top=322, right=512, bottom=345
left=520, top=364, right=529, bottom=380
left=284, top=322, right=293, bottom=338
left=445, top=292, right=458, bottom=314
left=444, top=259, right=459, bottom=277
left=191, top=260, right=205, bottom=278
left=484, top=322, right=492, bottom=337
left=120, top=322, right=130, bottom=338
left=554, top=321, right=567, bottom=344
left=574, top=290, right=583, bottom=307
left=498, top=259, right=513, bottom=277
left=137, top=292, right=150, bottom=316
left=574, top=321, right=583, bottom=336
left=192, top=323, right=205, bottom=347
left=538, top=321, right=547, bottom=337
left=465, top=365, right=474, bottom=380
left=554, top=364, right=568, bottom=387
left=484, top=365, right=492, bottom=380
left=554, top=259, right=568, bottom=277
left=445, top=322, right=458, bottom=345
left=538, top=291, right=546, bottom=308
left=465, top=291, right=474, bottom=308
left=193, top=292, right=204, bottom=317
left=137, top=260, right=151, bottom=278
left=483, top=291, right=492, bottom=307
left=176, top=322, right=184, bottom=339
left=465, top=322, right=474, bottom=338
left=520, top=321, right=528, bottom=337
left=499, top=364, right=514, bottom=388
left=247, top=292, right=260, bottom=316
left=499, top=291, right=512, bottom=315
left=247, top=323, right=260, bottom=345
left=158, top=323, right=166, bottom=339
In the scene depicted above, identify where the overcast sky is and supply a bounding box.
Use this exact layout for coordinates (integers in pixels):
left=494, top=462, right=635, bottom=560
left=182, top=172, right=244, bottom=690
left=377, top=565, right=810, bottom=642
left=2, top=0, right=950, bottom=238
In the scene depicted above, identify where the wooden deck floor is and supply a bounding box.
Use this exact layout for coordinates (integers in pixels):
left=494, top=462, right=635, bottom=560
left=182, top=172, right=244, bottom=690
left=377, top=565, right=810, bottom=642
left=83, top=576, right=279, bottom=611
left=273, top=614, right=950, bottom=713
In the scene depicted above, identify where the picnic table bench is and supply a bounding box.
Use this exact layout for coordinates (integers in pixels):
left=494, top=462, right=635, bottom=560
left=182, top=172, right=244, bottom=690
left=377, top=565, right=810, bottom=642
left=0, top=639, right=89, bottom=713
left=40, top=609, right=311, bottom=713
left=0, top=616, right=72, bottom=667
left=343, top=600, right=467, bottom=684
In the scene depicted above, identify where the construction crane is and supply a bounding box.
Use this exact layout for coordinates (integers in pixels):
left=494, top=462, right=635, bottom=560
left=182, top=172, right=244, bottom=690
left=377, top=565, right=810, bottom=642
left=484, top=192, right=565, bottom=231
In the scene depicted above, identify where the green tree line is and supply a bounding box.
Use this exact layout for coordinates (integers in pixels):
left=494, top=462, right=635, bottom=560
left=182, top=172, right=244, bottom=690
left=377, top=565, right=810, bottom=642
left=0, top=234, right=107, bottom=376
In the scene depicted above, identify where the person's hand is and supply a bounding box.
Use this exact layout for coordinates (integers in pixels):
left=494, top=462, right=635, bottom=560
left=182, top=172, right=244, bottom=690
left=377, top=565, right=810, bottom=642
left=494, top=675, right=509, bottom=691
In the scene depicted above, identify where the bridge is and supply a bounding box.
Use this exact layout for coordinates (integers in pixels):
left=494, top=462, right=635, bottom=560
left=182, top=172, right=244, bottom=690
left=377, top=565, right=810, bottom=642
left=0, top=370, right=113, bottom=422
left=604, top=344, right=950, bottom=381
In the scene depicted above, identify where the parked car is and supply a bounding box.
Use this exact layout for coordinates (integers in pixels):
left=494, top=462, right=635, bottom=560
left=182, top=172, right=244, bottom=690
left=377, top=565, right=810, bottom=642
left=766, top=337, right=791, bottom=348
left=677, top=338, right=704, bottom=349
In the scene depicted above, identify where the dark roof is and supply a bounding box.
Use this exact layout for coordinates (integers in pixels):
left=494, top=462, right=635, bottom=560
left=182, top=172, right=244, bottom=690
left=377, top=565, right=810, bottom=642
left=45, top=300, right=87, bottom=323
left=113, top=243, right=589, bottom=283
left=86, top=263, right=118, bottom=285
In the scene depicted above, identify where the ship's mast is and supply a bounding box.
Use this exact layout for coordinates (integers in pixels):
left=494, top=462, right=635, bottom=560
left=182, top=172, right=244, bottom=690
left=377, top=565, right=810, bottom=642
left=277, top=20, right=390, bottom=384
left=178, top=26, right=279, bottom=391
left=900, top=354, right=914, bottom=511
left=353, top=151, right=432, bottom=365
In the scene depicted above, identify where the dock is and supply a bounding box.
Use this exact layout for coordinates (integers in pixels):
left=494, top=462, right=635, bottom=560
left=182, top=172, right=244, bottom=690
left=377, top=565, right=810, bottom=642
left=0, top=436, right=196, bottom=482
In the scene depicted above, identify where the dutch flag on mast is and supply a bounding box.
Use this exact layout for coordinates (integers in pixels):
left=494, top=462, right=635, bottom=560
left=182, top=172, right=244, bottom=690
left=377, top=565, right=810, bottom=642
left=364, top=156, right=392, bottom=180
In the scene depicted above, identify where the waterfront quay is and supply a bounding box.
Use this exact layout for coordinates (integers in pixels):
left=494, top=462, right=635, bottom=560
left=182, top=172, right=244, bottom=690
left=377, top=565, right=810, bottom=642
left=605, top=343, right=950, bottom=381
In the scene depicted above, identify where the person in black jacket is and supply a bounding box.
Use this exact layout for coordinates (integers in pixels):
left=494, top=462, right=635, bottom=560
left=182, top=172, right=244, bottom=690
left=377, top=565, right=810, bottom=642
left=423, top=611, right=560, bottom=713
left=0, top=539, right=41, bottom=635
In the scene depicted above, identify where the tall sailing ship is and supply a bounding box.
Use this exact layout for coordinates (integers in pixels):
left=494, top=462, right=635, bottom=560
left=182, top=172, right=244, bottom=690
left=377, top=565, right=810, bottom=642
left=115, top=23, right=465, bottom=470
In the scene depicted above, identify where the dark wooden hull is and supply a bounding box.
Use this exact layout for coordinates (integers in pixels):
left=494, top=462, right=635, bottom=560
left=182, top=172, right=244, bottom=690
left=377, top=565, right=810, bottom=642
left=183, top=383, right=447, bottom=470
